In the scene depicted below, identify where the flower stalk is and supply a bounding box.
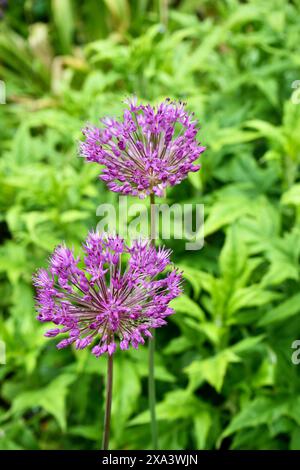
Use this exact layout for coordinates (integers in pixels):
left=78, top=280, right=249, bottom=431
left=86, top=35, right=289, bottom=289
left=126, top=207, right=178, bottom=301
left=149, top=192, right=158, bottom=449
left=34, top=231, right=182, bottom=449
left=102, top=353, right=113, bottom=450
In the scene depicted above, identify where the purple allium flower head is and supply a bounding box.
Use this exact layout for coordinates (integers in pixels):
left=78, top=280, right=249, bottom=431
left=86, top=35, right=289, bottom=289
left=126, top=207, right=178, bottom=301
left=79, top=98, right=206, bottom=198
left=33, top=232, right=182, bottom=357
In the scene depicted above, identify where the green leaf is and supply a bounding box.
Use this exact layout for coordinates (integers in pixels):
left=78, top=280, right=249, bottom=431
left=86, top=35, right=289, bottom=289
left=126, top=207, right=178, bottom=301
left=287, top=396, right=300, bottom=426
left=194, top=411, right=212, bottom=450
left=179, top=264, right=204, bottom=298
left=251, top=359, right=275, bottom=388
left=69, top=425, right=99, bottom=441
left=261, top=229, right=300, bottom=286
left=281, top=184, right=300, bottom=206
left=185, top=350, right=240, bottom=392
left=170, top=295, right=205, bottom=321
left=130, top=390, right=202, bottom=425
left=231, top=335, right=265, bottom=354
left=188, top=170, right=202, bottom=191
left=259, top=292, right=300, bottom=326
left=227, top=285, right=280, bottom=316
left=220, top=225, right=247, bottom=288
left=290, top=428, right=300, bottom=450
left=211, top=129, right=260, bottom=150
left=221, top=397, right=288, bottom=439
left=111, top=357, right=141, bottom=440
left=164, top=336, right=192, bottom=355
left=9, top=374, right=75, bottom=431
left=204, top=195, right=251, bottom=237
left=246, top=119, right=286, bottom=147
left=194, top=322, right=223, bottom=346
left=236, top=197, right=280, bottom=254
left=0, top=242, right=27, bottom=284
left=51, top=0, right=74, bottom=54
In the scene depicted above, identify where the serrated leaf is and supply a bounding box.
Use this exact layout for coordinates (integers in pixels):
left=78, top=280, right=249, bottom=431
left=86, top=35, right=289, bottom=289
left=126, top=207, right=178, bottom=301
left=185, top=350, right=240, bottom=392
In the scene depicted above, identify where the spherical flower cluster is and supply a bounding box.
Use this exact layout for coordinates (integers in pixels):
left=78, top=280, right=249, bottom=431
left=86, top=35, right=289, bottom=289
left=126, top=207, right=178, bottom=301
left=33, top=232, right=182, bottom=357
left=80, top=98, right=206, bottom=198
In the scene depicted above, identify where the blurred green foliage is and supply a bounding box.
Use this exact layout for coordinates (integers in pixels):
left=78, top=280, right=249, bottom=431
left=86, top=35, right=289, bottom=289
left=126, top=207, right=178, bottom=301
left=1, top=0, right=300, bottom=450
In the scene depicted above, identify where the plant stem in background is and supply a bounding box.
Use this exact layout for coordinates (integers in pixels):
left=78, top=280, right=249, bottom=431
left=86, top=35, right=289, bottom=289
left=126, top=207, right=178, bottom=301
left=102, top=354, right=113, bottom=450
left=149, top=192, right=158, bottom=449
left=159, top=0, right=168, bottom=28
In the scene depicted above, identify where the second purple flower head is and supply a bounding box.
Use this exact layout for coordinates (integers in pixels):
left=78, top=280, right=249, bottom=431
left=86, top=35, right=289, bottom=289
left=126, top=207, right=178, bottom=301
left=33, top=232, right=182, bottom=357
left=80, top=98, right=206, bottom=198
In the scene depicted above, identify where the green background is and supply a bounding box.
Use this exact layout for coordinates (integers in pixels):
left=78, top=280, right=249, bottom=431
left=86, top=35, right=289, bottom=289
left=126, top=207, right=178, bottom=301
left=1, top=0, right=300, bottom=450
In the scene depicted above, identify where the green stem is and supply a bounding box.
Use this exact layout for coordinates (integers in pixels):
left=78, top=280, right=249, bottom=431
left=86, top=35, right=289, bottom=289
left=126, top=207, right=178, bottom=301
left=102, top=353, right=113, bottom=450
left=159, top=0, right=168, bottom=28
left=149, top=192, right=158, bottom=449
left=148, top=330, right=157, bottom=448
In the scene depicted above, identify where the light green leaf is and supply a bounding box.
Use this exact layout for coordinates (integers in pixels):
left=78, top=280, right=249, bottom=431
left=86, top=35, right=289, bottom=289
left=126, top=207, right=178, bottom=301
left=220, top=225, right=247, bottom=288
left=69, top=425, right=99, bottom=441
left=231, top=335, right=265, bottom=354
left=251, top=359, right=275, bottom=388
left=227, top=285, right=280, bottom=315
left=262, top=229, right=300, bottom=286
left=111, top=357, right=141, bottom=440
left=185, top=350, right=240, bottom=392
left=9, top=374, right=75, bottom=431
left=281, top=184, right=300, bottom=206
left=204, top=196, right=251, bottom=237
left=164, top=336, right=192, bottom=355
left=194, top=411, right=212, bottom=450
left=170, top=295, right=205, bottom=321
left=246, top=119, right=286, bottom=147
left=51, top=0, right=74, bottom=54
left=130, top=390, right=202, bottom=425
